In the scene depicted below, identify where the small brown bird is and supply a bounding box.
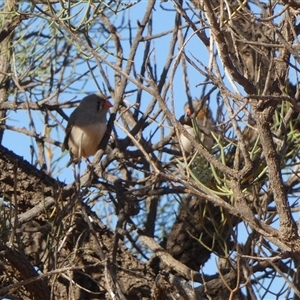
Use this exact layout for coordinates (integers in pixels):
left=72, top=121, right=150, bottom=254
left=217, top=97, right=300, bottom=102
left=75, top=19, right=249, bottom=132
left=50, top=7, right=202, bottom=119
left=178, top=100, right=216, bottom=153
left=62, top=93, right=113, bottom=164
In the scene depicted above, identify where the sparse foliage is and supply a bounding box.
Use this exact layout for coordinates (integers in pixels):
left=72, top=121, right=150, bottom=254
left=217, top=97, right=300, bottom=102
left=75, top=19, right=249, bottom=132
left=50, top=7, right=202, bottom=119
left=0, top=0, right=300, bottom=299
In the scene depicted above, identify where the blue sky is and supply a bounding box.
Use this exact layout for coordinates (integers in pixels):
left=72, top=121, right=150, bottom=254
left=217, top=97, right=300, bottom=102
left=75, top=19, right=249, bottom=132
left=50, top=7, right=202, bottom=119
left=4, top=1, right=215, bottom=180
left=1, top=1, right=297, bottom=298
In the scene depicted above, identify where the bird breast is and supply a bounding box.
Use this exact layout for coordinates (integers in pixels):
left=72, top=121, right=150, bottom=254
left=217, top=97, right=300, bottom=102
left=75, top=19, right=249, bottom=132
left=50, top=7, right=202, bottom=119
left=69, top=122, right=107, bottom=158
left=180, top=124, right=215, bottom=153
left=180, top=125, right=195, bottom=153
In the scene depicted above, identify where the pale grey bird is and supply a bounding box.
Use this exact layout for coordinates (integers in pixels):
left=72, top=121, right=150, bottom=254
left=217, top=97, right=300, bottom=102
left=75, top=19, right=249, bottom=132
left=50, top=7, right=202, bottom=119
left=62, top=93, right=113, bottom=164
left=178, top=100, right=216, bottom=153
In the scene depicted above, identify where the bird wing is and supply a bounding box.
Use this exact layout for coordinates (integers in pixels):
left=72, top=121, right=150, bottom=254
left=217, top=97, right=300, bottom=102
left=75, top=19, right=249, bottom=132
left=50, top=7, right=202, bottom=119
left=62, top=108, right=79, bottom=151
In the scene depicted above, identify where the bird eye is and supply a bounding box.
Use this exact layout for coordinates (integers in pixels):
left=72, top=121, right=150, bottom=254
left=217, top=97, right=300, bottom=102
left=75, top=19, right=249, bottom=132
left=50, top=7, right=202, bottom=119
left=97, top=100, right=103, bottom=112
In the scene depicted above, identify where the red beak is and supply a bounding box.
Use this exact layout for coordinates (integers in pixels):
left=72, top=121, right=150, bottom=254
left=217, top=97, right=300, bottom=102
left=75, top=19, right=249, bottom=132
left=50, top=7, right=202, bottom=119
left=103, top=100, right=113, bottom=109
left=185, top=108, right=192, bottom=116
